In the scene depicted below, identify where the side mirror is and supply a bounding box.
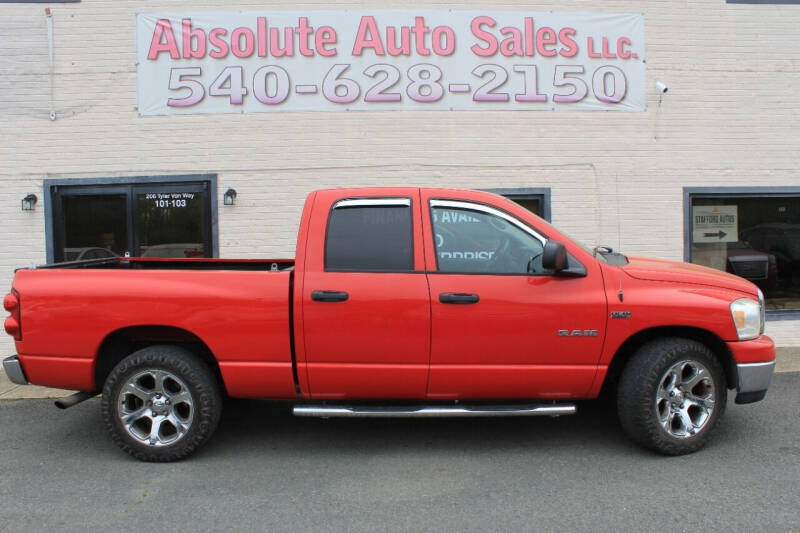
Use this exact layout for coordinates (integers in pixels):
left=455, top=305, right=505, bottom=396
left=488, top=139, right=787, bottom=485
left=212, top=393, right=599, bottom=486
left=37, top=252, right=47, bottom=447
left=542, top=240, right=567, bottom=272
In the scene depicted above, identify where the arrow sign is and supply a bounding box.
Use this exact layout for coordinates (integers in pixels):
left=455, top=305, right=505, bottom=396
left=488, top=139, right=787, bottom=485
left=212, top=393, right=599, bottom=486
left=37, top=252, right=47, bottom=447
left=692, top=205, right=737, bottom=243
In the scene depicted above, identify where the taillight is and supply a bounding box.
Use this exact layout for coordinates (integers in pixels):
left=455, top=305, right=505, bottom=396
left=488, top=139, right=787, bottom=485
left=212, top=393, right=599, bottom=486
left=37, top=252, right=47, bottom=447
left=4, top=290, right=21, bottom=341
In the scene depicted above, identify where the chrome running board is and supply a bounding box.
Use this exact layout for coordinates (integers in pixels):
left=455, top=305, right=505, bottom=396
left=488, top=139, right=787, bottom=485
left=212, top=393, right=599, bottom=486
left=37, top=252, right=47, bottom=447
left=293, top=403, right=576, bottom=418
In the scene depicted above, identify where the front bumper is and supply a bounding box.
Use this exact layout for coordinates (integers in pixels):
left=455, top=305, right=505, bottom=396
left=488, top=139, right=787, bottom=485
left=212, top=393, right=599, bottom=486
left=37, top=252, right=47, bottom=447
left=735, top=361, right=775, bottom=404
left=726, top=335, right=776, bottom=404
left=3, top=355, right=28, bottom=385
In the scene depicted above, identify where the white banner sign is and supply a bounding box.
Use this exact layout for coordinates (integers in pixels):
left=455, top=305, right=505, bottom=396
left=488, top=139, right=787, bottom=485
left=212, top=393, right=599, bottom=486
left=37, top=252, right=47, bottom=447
left=693, top=206, right=738, bottom=243
left=136, top=11, right=646, bottom=115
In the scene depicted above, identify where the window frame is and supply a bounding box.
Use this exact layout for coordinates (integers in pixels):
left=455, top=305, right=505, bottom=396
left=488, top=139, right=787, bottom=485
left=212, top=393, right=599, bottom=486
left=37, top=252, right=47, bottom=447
left=323, top=197, right=416, bottom=273
left=429, top=198, right=555, bottom=276
left=44, top=174, right=218, bottom=263
left=482, top=187, right=552, bottom=222
left=684, top=186, right=800, bottom=321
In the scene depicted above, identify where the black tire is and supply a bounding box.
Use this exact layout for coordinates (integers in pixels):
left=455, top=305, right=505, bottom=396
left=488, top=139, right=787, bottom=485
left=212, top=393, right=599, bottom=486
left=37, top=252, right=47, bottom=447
left=101, top=345, right=222, bottom=462
left=617, top=337, right=727, bottom=455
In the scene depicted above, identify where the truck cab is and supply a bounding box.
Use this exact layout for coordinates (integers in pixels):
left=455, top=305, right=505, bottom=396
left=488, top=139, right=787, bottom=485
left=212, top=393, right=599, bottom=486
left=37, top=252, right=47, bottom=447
left=296, top=188, right=607, bottom=401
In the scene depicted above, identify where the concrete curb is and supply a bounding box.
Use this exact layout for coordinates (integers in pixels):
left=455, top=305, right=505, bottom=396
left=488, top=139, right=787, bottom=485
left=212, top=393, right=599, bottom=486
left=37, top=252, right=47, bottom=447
left=2, top=347, right=799, bottom=401
left=775, top=347, right=800, bottom=374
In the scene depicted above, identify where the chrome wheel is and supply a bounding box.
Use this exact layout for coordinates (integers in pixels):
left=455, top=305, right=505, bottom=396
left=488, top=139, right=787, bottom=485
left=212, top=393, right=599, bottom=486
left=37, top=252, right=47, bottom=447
left=116, top=369, right=194, bottom=447
left=655, top=360, right=715, bottom=439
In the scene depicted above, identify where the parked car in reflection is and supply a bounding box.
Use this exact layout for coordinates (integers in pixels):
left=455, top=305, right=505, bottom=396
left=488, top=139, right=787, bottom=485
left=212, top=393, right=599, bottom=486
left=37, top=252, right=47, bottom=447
left=140, top=243, right=205, bottom=258
left=740, top=223, right=800, bottom=287
left=725, top=241, right=777, bottom=290
left=63, top=247, right=119, bottom=262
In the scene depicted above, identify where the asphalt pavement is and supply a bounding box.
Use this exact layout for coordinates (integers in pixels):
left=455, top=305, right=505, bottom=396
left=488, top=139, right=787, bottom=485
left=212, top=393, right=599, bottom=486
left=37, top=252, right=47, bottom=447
left=1, top=374, right=798, bottom=533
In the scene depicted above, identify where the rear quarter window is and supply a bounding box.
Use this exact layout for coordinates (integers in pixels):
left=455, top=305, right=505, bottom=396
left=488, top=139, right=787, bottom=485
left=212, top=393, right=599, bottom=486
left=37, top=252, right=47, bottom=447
left=325, top=201, right=413, bottom=272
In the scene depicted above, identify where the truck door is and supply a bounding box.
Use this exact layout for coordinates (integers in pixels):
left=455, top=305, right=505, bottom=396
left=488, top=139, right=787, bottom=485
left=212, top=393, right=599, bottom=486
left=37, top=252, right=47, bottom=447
left=299, top=191, right=431, bottom=399
left=421, top=194, right=607, bottom=400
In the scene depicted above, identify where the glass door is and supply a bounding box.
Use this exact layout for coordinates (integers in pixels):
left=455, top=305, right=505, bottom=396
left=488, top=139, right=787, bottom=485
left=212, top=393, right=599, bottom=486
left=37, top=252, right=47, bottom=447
left=53, top=187, right=130, bottom=263
left=134, top=184, right=209, bottom=258
left=51, top=181, right=213, bottom=262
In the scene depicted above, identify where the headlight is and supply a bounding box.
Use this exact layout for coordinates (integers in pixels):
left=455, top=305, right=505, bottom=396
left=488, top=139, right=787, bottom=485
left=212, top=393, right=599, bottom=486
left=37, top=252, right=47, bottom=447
left=757, top=289, right=765, bottom=335
left=730, top=298, right=762, bottom=340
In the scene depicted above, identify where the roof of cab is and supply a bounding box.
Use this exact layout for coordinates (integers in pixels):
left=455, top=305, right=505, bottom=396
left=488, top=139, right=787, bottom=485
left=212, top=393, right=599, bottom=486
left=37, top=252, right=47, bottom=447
left=312, top=187, right=507, bottom=200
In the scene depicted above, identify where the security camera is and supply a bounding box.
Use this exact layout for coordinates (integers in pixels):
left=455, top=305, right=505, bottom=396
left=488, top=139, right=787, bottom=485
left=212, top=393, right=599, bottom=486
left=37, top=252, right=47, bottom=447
left=655, top=81, right=668, bottom=94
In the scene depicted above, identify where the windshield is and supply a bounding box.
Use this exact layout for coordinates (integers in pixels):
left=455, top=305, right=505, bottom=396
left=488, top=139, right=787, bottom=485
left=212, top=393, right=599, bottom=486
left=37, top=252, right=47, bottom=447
left=560, top=229, right=602, bottom=260
left=501, top=196, right=609, bottom=262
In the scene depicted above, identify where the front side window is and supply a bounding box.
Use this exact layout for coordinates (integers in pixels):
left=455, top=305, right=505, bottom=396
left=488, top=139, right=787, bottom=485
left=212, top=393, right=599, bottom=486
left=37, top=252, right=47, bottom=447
left=431, top=201, right=544, bottom=274
left=325, top=199, right=413, bottom=272
left=688, top=192, right=800, bottom=312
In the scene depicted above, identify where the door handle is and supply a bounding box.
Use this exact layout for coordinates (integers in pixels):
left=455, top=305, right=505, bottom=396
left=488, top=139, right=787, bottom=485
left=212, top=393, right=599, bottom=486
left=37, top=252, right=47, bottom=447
left=439, top=293, right=480, bottom=304
left=311, top=290, right=349, bottom=302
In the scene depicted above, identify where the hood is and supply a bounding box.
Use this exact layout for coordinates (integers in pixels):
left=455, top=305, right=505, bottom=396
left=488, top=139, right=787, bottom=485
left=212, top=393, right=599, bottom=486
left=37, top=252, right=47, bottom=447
left=621, top=256, right=757, bottom=296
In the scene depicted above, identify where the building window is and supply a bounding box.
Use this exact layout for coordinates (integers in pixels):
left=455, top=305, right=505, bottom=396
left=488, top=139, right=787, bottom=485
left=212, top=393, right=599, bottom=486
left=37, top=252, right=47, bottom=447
left=482, top=188, right=551, bottom=221
left=685, top=188, right=800, bottom=316
left=45, top=175, right=217, bottom=263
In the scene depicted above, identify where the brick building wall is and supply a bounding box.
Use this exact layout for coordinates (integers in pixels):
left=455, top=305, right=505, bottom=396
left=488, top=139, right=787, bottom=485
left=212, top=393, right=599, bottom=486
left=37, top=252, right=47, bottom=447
left=1, top=0, right=798, bottom=348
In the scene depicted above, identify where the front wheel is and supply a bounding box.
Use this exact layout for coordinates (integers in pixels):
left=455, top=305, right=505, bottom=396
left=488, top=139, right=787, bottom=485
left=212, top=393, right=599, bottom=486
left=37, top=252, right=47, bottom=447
left=101, top=345, right=222, bottom=462
left=616, top=338, right=727, bottom=455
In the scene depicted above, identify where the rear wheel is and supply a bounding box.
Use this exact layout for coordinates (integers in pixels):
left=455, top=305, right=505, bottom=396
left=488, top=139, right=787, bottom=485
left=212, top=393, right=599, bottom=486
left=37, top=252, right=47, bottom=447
left=101, top=345, right=221, bottom=462
left=617, top=338, right=727, bottom=455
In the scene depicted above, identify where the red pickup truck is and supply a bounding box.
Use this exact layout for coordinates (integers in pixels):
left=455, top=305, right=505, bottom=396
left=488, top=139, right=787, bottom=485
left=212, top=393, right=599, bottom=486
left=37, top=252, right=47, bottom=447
left=3, top=188, right=776, bottom=461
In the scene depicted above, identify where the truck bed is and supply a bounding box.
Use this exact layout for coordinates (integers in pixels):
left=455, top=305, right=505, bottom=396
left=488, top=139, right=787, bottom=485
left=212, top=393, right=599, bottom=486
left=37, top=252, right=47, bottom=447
left=30, top=256, right=295, bottom=271
left=12, top=259, right=297, bottom=399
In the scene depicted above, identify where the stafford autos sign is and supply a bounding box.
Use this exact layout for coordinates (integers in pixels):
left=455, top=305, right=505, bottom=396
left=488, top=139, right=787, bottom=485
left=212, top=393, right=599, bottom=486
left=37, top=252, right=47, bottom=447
left=136, top=11, right=645, bottom=115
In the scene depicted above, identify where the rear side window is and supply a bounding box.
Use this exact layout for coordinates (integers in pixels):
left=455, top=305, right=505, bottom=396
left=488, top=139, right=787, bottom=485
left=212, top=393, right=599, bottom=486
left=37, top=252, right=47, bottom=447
left=325, top=199, right=414, bottom=272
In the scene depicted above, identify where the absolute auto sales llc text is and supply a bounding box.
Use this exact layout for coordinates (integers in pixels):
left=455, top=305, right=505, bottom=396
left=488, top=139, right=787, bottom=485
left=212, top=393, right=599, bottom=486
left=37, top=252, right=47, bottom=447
left=137, top=11, right=646, bottom=114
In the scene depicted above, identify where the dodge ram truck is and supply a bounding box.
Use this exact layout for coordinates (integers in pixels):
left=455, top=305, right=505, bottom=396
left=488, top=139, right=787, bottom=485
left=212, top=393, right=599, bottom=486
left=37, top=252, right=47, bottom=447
left=3, top=187, right=776, bottom=461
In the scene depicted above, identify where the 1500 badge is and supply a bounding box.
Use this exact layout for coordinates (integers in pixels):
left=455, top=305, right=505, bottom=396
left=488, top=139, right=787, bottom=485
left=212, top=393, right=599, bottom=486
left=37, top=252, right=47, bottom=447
left=558, top=330, right=599, bottom=337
